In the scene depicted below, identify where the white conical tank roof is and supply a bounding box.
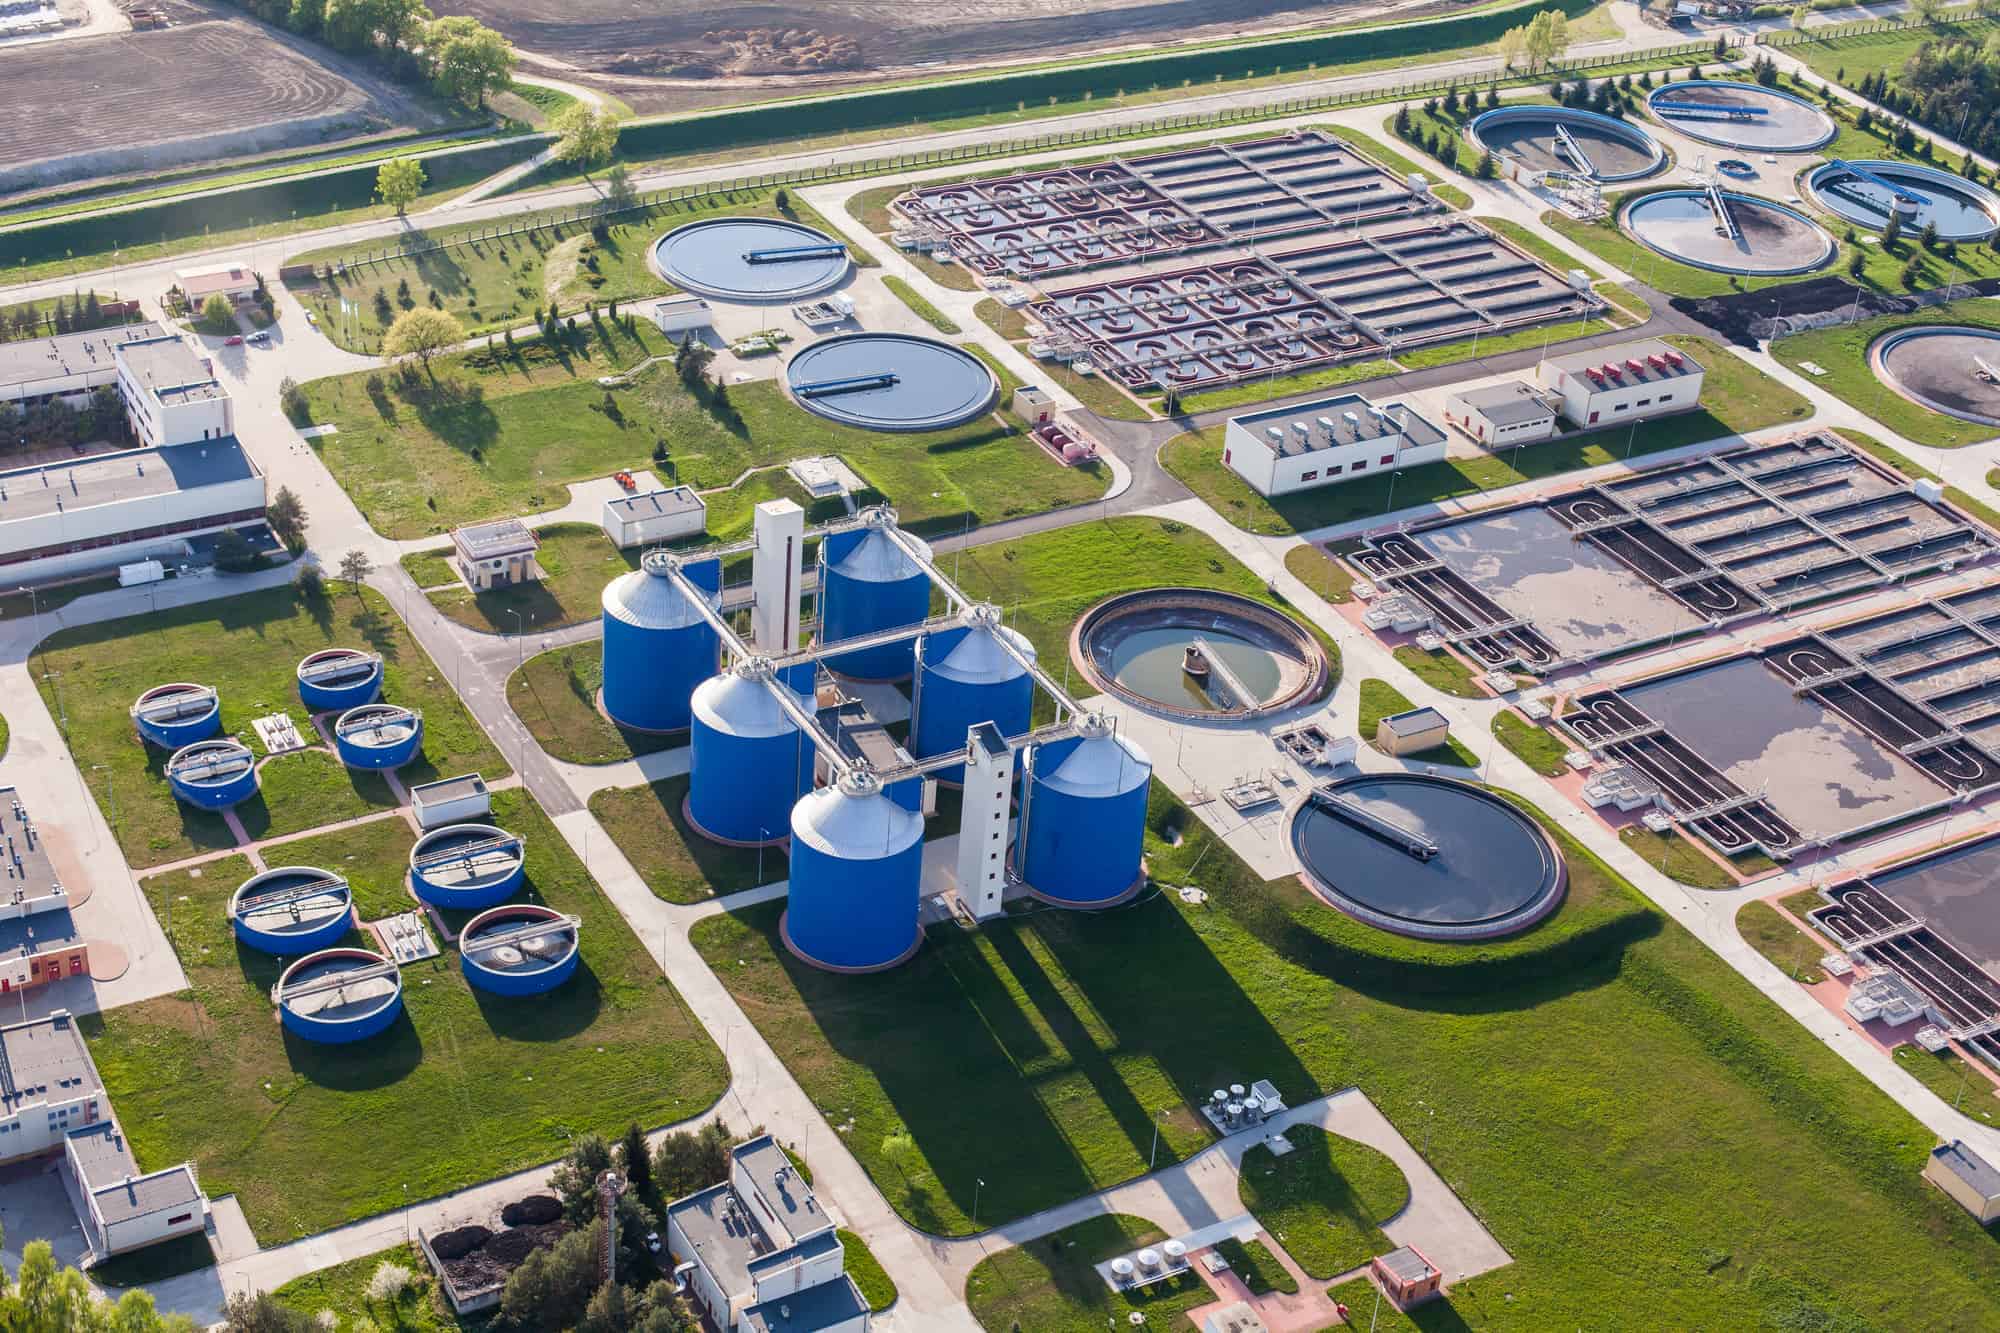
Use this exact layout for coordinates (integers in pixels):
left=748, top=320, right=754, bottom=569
left=829, top=518, right=933, bottom=584
left=791, top=770, right=923, bottom=859
left=602, top=557, right=719, bottom=630
left=1040, top=715, right=1151, bottom=798
left=691, top=661, right=810, bottom=739
left=929, top=608, right=1034, bottom=686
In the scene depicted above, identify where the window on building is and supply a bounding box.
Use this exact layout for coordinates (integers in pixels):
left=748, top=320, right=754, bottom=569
left=1636, top=398, right=1651, bottom=408
left=1613, top=403, right=1627, bottom=412
left=1352, top=460, right=1367, bottom=472
left=1300, top=470, right=1318, bottom=482
left=1328, top=464, right=1343, bottom=475
left=1380, top=454, right=1394, bottom=466
left=167, top=1213, right=193, bottom=1226
left=1658, top=393, right=1673, bottom=403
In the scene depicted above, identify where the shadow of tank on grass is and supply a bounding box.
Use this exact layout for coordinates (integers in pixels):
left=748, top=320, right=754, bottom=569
left=466, top=958, right=605, bottom=1043
left=278, top=1009, right=426, bottom=1092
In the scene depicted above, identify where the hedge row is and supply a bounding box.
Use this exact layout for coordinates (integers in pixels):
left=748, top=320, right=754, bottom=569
left=612, top=0, right=1600, bottom=160
left=2, top=137, right=542, bottom=270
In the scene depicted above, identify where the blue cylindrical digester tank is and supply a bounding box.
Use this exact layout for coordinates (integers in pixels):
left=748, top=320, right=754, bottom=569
left=912, top=604, right=1035, bottom=783
left=165, top=738, right=259, bottom=810
left=229, top=866, right=354, bottom=955
left=296, top=648, right=383, bottom=713
left=333, top=703, right=423, bottom=770
left=409, top=823, right=526, bottom=910
left=784, top=770, right=925, bottom=971
left=687, top=660, right=817, bottom=846
left=131, top=683, right=220, bottom=749
left=459, top=903, right=580, bottom=996
left=1018, top=714, right=1152, bottom=907
left=601, top=552, right=722, bottom=733
left=818, top=510, right=932, bottom=681
left=274, top=948, right=403, bottom=1044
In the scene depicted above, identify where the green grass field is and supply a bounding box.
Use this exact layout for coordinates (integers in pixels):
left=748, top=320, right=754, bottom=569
left=1238, top=1124, right=1406, bottom=1278
left=269, top=1242, right=471, bottom=1331
left=590, top=775, right=782, bottom=904
left=1491, top=709, right=1568, bottom=777
left=304, top=319, right=1104, bottom=540
left=417, top=522, right=640, bottom=634
left=690, top=775, right=2000, bottom=1327
left=964, top=1215, right=1216, bottom=1333
left=1393, top=645, right=1479, bottom=698
left=1163, top=336, right=1809, bottom=536
left=882, top=274, right=962, bottom=334
left=1773, top=300, right=2000, bottom=447
left=1737, top=899, right=1826, bottom=984
left=509, top=641, right=678, bottom=766
left=28, top=584, right=507, bottom=868
left=85, top=787, right=725, bottom=1244
left=1283, top=542, right=1355, bottom=603
left=838, top=1230, right=899, bottom=1312
left=1787, top=15, right=1998, bottom=89
left=264, top=815, right=420, bottom=920
left=1622, top=825, right=1737, bottom=892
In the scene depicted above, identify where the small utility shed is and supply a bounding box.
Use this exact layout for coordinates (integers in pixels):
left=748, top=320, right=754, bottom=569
left=1442, top=381, right=1556, bottom=446
left=1925, top=1139, right=2000, bottom=1223
left=451, top=519, right=539, bottom=591
left=652, top=295, right=714, bottom=336
left=1376, top=706, right=1450, bottom=757
left=1371, top=1245, right=1443, bottom=1308
left=603, top=485, right=707, bottom=548
left=410, top=774, right=490, bottom=830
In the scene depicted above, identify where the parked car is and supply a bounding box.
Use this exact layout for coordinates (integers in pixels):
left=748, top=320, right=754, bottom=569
left=246, top=330, right=271, bottom=345
left=223, top=335, right=244, bottom=346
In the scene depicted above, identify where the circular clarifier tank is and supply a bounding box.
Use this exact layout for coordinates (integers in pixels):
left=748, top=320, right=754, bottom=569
left=1291, top=773, right=1566, bottom=940
left=786, top=333, right=998, bottom=432
left=296, top=648, right=383, bottom=713
left=1806, top=159, right=2000, bottom=242
left=131, top=682, right=220, bottom=749
left=1873, top=325, right=2000, bottom=427
left=459, top=903, right=580, bottom=996
left=1467, top=106, right=1664, bottom=181
left=651, top=217, right=850, bottom=301
left=409, top=823, right=526, bottom=910
left=1622, top=189, right=1832, bottom=275
left=1072, top=588, right=1331, bottom=719
left=165, top=738, right=258, bottom=810
left=229, top=865, right=354, bottom=955
left=274, top=947, right=403, bottom=1044
left=1646, top=80, right=1837, bottom=153
left=333, top=702, right=423, bottom=770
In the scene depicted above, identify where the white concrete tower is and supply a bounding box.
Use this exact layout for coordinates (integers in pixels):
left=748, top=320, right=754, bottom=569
left=955, top=721, right=1015, bottom=921
left=751, top=498, right=805, bottom=653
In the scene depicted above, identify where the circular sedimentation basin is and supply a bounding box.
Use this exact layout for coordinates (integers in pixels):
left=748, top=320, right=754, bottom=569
left=651, top=216, right=850, bottom=302
left=1645, top=80, right=1837, bottom=153
left=1071, top=588, right=1330, bottom=719
left=1805, top=159, right=2000, bottom=242
left=785, top=332, right=997, bottom=431
left=1467, top=106, right=1664, bottom=181
left=1621, top=189, right=1832, bottom=276
left=1873, top=325, right=2000, bottom=427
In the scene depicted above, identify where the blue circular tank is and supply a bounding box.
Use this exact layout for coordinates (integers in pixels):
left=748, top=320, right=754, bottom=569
left=459, top=903, right=581, bottom=996
left=165, top=738, right=259, bottom=810
left=913, top=605, right=1035, bottom=783
left=333, top=703, right=423, bottom=770
left=275, top=947, right=403, bottom=1044
left=784, top=770, right=925, bottom=971
left=819, top=510, right=932, bottom=682
left=1019, top=715, right=1152, bottom=907
left=229, top=866, right=354, bottom=955
left=131, top=683, right=220, bottom=749
left=687, top=660, right=817, bottom=846
left=409, top=823, right=526, bottom=910
left=296, top=648, right=383, bottom=713
left=601, top=552, right=722, bottom=733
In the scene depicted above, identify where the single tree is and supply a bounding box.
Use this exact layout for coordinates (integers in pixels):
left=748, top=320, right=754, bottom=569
left=267, top=485, right=308, bottom=551
left=428, top=15, right=515, bottom=107
left=382, top=307, right=463, bottom=373
left=1847, top=247, right=1867, bottom=278
left=200, top=293, right=233, bottom=330
left=338, top=548, right=373, bottom=589
left=376, top=157, right=427, bottom=215
left=619, top=1121, right=654, bottom=1199
left=552, top=103, right=618, bottom=170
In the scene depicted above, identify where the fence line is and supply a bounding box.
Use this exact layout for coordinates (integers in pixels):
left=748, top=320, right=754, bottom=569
left=325, top=39, right=1725, bottom=273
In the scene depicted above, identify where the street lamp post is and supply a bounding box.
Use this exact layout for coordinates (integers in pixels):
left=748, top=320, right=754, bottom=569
left=508, top=608, right=526, bottom=668
left=973, top=1176, right=984, bottom=1230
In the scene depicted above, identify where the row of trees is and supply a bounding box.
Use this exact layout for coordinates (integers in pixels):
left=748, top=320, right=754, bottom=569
left=222, top=0, right=515, bottom=108
left=0, top=292, right=129, bottom=343
left=0, top=384, right=129, bottom=454
left=1858, top=35, right=2000, bottom=162
left=1496, top=10, right=1572, bottom=73
left=0, top=1227, right=197, bottom=1331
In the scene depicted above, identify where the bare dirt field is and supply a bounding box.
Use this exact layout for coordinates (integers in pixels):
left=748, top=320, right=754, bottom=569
left=0, top=1, right=445, bottom=192
left=441, top=0, right=1454, bottom=113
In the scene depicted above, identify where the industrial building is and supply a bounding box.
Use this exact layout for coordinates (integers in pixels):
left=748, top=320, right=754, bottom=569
left=1535, top=339, right=1704, bottom=428
left=0, top=436, right=266, bottom=584
left=1221, top=393, right=1446, bottom=496
left=1374, top=706, right=1450, bottom=757
left=0, top=787, right=84, bottom=995
left=173, top=260, right=259, bottom=307
left=0, top=321, right=167, bottom=409
left=596, top=499, right=1154, bottom=971
left=1926, top=1140, right=2000, bottom=1223
left=451, top=518, right=539, bottom=591
left=650, top=294, right=714, bottom=336
left=113, top=333, right=234, bottom=448
left=1442, top=380, right=1557, bottom=446
left=602, top=484, right=706, bottom=548
left=664, top=1133, right=871, bottom=1333
left=0, top=1011, right=208, bottom=1260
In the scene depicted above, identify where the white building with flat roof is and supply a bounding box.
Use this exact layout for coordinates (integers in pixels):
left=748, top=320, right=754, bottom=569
left=174, top=261, right=258, bottom=306
left=0, top=322, right=168, bottom=410
left=602, top=485, right=706, bottom=548
left=113, top=333, right=234, bottom=448
left=0, top=437, right=267, bottom=583
left=1222, top=392, right=1447, bottom=496
left=1442, top=380, right=1557, bottom=446
left=1536, top=339, right=1703, bottom=429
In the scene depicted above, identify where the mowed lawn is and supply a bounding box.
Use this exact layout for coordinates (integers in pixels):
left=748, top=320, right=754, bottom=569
left=415, top=522, right=641, bottom=634
left=29, top=585, right=507, bottom=868
left=304, top=324, right=1105, bottom=541
left=84, top=788, right=727, bottom=1245
left=508, top=641, right=677, bottom=766
left=690, top=781, right=2000, bottom=1327
left=1164, top=336, right=1807, bottom=536
left=1771, top=298, right=2000, bottom=448
left=590, top=775, right=782, bottom=905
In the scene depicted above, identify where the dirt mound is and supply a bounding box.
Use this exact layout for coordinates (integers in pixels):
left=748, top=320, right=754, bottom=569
left=1672, top=276, right=2000, bottom=347
left=429, top=1225, right=492, bottom=1260
left=501, top=1194, right=563, bottom=1226
left=483, top=1229, right=538, bottom=1264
